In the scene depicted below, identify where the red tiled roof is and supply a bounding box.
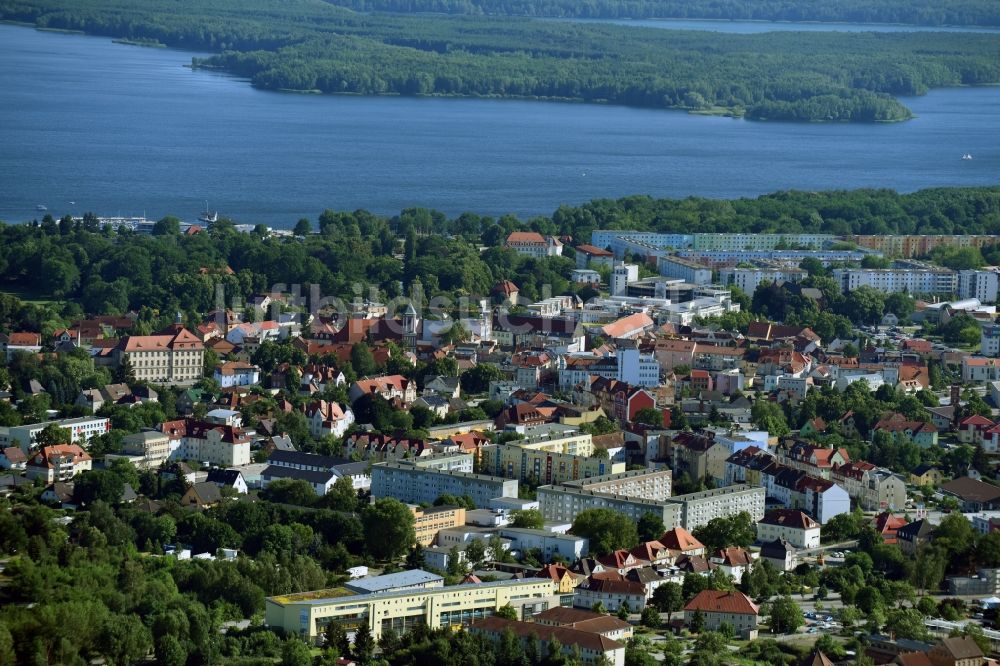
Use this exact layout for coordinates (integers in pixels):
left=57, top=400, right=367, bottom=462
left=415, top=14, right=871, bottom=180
left=659, top=526, right=704, bottom=552
left=684, top=590, right=758, bottom=616
left=601, top=313, right=653, bottom=339
left=506, top=231, right=547, bottom=244
left=759, top=509, right=819, bottom=530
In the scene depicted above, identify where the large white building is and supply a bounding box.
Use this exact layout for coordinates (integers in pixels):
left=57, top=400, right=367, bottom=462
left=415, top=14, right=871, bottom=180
left=719, top=265, right=807, bottom=295
left=983, top=326, right=1000, bottom=358
left=832, top=267, right=958, bottom=295
left=656, top=256, right=713, bottom=286
left=2, top=416, right=111, bottom=451
left=610, top=263, right=639, bottom=297
left=960, top=269, right=1000, bottom=304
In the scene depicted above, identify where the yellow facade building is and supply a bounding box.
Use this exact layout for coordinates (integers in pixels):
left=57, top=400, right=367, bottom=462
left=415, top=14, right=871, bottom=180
left=265, top=579, right=561, bottom=640
left=411, top=505, right=466, bottom=546
left=479, top=443, right=624, bottom=485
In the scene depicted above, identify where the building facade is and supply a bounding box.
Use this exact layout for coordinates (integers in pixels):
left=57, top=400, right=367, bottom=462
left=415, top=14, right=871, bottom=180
left=371, top=462, right=518, bottom=508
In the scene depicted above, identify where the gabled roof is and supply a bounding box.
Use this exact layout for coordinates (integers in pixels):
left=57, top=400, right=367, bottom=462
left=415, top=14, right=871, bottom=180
left=659, top=526, right=704, bottom=552
left=470, top=616, right=623, bottom=653
left=941, top=476, right=1000, bottom=503
left=933, top=636, right=984, bottom=660
left=712, top=547, right=753, bottom=567
left=684, top=590, right=759, bottom=616
left=759, top=509, right=819, bottom=531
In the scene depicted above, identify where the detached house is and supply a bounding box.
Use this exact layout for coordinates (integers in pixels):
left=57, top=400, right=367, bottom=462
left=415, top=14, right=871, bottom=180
left=304, top=400, right=355, bottom=439
left=26, top=444, right=93, bottom=483
left=213, top=361, right=262, bottom=388
left=1, top=332, right=42, bottom=360
left=873, top=413, right=938, bottom=448
left=756, top=509, right=820, bottom=550
left=349, top=375, right=417, bottom=406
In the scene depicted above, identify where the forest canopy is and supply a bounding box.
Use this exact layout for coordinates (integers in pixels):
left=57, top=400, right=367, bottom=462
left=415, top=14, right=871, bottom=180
left=2, top=0, right=999, bottom=121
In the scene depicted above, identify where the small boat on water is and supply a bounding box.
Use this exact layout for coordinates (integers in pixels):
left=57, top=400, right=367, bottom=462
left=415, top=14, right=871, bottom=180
left=36, top=204, right=47, bottom=212
left=962, top=153, right=973, bottom=160
left=199, top=201, right=218, bottom=224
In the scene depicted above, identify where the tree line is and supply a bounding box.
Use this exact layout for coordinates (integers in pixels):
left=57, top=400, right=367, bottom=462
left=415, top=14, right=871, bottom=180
left=320, top=0, right=1000, bottom=27
left=3, top=0, right=999, bottom=121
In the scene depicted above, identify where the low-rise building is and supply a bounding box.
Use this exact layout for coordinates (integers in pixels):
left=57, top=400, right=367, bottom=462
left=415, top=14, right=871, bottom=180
left=471, top=617, right=625, bottom=666
left=683, top=590, right=760, bottom=639
left=500, top=527, right=589, bottom=561
left=344, top=570, right=444, bottom=595
left=756, top=509, right=821, bottom=550
left=573, top=578, right=647, bottom=613
left=265, top=578, right=560, bottom=640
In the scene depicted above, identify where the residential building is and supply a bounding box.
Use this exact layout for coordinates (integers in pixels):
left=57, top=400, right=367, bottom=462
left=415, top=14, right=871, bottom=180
left=113, top=325, right=204, bottom=385
left=348, top=375, right=417, bottom=406
left=959, top=268, right=1000, bottom=304
left=264, top=578, right=560, bottom=639
left=162, top=419, right=252, bottom=467
left=471, top=617, right=625, bottom=666
left=4, top=416, right=110, bottom=451
left=0, top=331, right=42, bottom=360
left=25, top=444, right=93, bottom=483
left=759, top=538, right=797, bottom=572
left=849, top=234, right=1000, bottom=259
left=873, top=413, right=938, bottom=448
left=832, top=267, right=957, bottom=295
left=831, top=462, right=907, bottom=512
left=683, top=590, right=760, bottom=639
left=213, top=361, right=261, bottom=387
left=560, top=468, right=672, bottom=502
left=304, top=399, right=355, bottom=439
left=370, top=462, right=518, bottom=508
left=657, top=256, right=713, bottom=285
left=478, top=443, right=624, bottom=485
left=710, top=547, right=755, bottom=583
left=670, top=485, right=766, bottom=531
left=982, top=325, right=1000, bottom=357
left=610, top=264, right=639, bottom=297
left=573, top=578, right=646, bottom=613
left=411, top=505, right=466, bottom=546
left=118, top=431, right=171, bottom=469
left=0, top=446, right=27, bottom=470
left=505, top=231, right=562, bottom=258
left=963, top=357, right=1000, bottom=383
left=206, top=468, right=249, bottom=494
left=531, top=606, right=634, bottom=642
left=756, top=509, right=821, bottom=549
left=719, top=265, right=807, bottom=295
left=668, top=431, right=730, bottom=486
left=926, top=636, right=984, bottom=666
left=897, top=519, right=935, bottom=556
left=575, top=244, right=615, bottom=269
left=261, top=465, right=338, bottom=495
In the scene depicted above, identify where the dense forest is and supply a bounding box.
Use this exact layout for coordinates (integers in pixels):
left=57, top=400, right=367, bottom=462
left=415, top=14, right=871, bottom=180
left=2, top=187, right=1000, bottom=328
left=2, top=0, right=1000, bottom=121
left=320, top=0, right=1000, bottom=26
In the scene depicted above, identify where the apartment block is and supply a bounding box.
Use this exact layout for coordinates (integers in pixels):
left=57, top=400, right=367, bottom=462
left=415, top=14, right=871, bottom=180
left=265, top=578, right=560, bottom=640
left=370, top=461, right=518, bottom=508
left=514, top=424, right=595, bottom=457
left=849, top=234, right=1000, bottom=259
left=671, top=485, right=766, bottom=531
left=560, top=469, right=673, bottom=502
left=719, top=265, right=807, bottom=295
left=656, top=256, right=713, bottom=286
left=411, top=505, right=467, bottom=546
left=479, top=443, right=624, bottom=485
left=537, top=484, right=683, bottom=528
left=959, top=268, right=1000, bottom=304
left=832, top=267, right=958, bottom=295
left=3, top=416, right=111, bottom=451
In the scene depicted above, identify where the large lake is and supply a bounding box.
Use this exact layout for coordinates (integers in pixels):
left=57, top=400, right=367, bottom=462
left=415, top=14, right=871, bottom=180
left=1, top=22, right=998, bottom=226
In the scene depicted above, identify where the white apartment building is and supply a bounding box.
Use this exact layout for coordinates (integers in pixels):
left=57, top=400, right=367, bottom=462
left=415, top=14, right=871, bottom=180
left=590, top=231, right=693, bottom=250
left=959, top=269, right=1000, bottom=304
left=755, top=509, right=821, bottom=549
left=656, top=256, right=713, bottom=286
left=610, top=263, right=639, bottom=296
left=3, top=416, right=110, bottom=451
left=560, top=468, right=673, bottom=502
left=719, top=266, right=807, bottom=295
left=983, top=326, right=1000, bottom=358
left=832, top=267, right=958, bottom=295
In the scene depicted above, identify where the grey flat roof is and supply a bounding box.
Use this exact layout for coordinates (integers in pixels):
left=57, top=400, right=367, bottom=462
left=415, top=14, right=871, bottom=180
left=343, top=569, right=444, bottom=593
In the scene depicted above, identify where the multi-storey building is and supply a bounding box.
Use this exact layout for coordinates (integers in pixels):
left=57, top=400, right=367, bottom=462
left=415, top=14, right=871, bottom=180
left=303, top=399, right=355, bottom=439
left=113, top=325, right=204, bottom=385
left=831, top=461, right=907, bottom=512
left=265, top=578, right=560, bottom=640
left=683, top=590, right=760, bottom=639
left=719, top=265, right=807, bottom=295
left=590, top=231, right=693, bottom=252
left=118, top=431, right=171, bottom=469
left=411, top=505, right=466, bottom=546
left=348, top=375, right=417, bottom=406
left=574, top=244, right=615, bottom=269
left=515, top=424, right=595, bottom=456
left=755, top=509, right=821, bottom=549
left=160, top=419, right=251, bottom=467
left=471, top=617, right=625, bottom=666
left=982, top=326, right=1000, bottom=358
left=370, top=462, right=518, bottom=508
left=831, top=267, right=958, bottom=295
left=505, top=231, right=562, bottom=258
left=478, top=444, right=624, bottom=485
left=849, top=234, right=1000, bottom=258
left=656, top=256, right=713, bottom=285
left=559, top=469, right=673, bottom=502
left=677, top=249, right=871, bottom=269
left=537, top=482, right=764, bottom=531
left=963, top=357, right=1000, bottom=383
left=959, top=268, right=1000, bottom=304
left=3, top=416, right=111, bottom=451
left=610, top=263, right=639, bottom=297
left=25, top=444, right=93, bottom=483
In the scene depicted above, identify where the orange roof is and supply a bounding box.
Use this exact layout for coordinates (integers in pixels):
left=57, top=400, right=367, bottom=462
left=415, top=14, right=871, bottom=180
left=506, top=231, right=547, bottom=244
left=601, top=313, right=653, bottom=339
left=659, top=526, right=704, bottom=553
left=7, top=332, right=41, bottom=346
left=118, top=327, right=203, bottom=352
left=576, top=244, right=613, bottom=257
left=684, top=589, right=758, bottom=616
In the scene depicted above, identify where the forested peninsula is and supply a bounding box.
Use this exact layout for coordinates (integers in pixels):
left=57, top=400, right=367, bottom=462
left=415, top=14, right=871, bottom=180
left=2, top=0, right=1000, bottom=121
left=3, top=186, right=1000, bottom=317
left=323, top=0, right=1000, bottom=27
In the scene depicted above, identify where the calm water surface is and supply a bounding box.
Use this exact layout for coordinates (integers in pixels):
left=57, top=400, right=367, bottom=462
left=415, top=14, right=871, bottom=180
left=1, top=23, right=998, bottom=225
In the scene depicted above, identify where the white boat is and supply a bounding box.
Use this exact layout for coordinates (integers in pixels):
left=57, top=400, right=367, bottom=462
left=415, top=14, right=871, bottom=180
left=36, top=204, right=47, bottom=212
left=198, top=200, right=218, bottom=223
left=962, top=154, right=973, bottom=160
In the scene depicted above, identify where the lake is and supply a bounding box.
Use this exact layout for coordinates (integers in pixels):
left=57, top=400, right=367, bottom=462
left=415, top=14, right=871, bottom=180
left=0, top=23, right=998, bottom=226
